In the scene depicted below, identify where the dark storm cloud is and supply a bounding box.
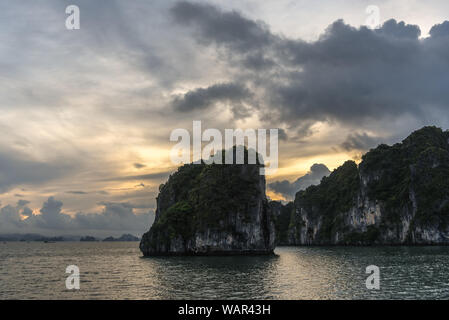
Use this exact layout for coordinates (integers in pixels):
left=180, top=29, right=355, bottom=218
left=34, top=196, right=72, bottom=229
left=66, top=191, right=89, bottom=195
left=340, top=132, right=381, bottom=152
left=133, top=163, right=146, bottom=169
left=172, top=82, right=253, bottom=112
left=73, top=202, right=152, bottom=231
left=171, top=1, right=274, bottom=52
left=0, top=205, right=24, bottom=230
left=429, top=21, right=449, bottom=38
left=377, top=19, right=421, bottom=39
left=21, top=207, right=33, bottom=218
left=269, top=164, right=331, bottom=200
left=0, top=197, right=153, bottom=235
left=171, top=2, right=449, bottom=135
left=0, top=197, right=72, bottom=232
left=278, top=128, right=288, bottom=141
left=102, top=171, right=171, bottom=182
left=17, top=200, right=30, bottom=207
left=97, top=201, right=153, bottom=210
left=241, top=53, right=276, bottom=70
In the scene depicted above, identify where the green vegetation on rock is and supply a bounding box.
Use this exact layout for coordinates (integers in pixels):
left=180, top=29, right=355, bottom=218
left=140, top=147, right=276, bottom=255
left=293, top=160, right=360, bottom=243
left=271, top=201, right=294, bottom=245
left=287, top=126, right=449, bottom=245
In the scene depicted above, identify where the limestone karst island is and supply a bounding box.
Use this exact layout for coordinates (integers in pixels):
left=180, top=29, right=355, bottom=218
left=140, top=126, right=449, bottom=256
left=140, top=148, right=276, bottom=255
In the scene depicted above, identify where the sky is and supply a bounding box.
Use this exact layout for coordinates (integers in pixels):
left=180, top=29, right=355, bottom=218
left=1, top=0, right=449, bottom=236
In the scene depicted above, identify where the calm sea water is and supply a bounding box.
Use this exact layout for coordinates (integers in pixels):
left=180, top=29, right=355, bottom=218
left=1, top=242, right=448, bottom=299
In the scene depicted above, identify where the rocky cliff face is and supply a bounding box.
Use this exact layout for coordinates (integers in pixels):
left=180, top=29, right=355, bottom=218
left=286, top=126, right=449, bottom=245
left=140, top=151, right=276, bottom=256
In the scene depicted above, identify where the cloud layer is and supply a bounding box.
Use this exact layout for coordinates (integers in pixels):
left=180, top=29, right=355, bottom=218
left=269, top=164, right=331, bottom=200
left=0, top=197, right=154, bottom=237
left=171, top=2, right=449, bottom=138
left=2, top=1, right=449, bottom=233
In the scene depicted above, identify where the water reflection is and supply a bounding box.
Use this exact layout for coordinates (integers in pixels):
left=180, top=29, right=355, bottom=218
left=141, top=255, right=280, bottom=299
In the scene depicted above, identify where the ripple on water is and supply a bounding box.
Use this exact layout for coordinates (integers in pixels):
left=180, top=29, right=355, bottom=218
left=1, top=243, right=449, bottom=299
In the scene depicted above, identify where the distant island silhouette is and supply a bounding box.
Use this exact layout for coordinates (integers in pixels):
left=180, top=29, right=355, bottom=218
left=0, top=233, right=140, bottom=242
